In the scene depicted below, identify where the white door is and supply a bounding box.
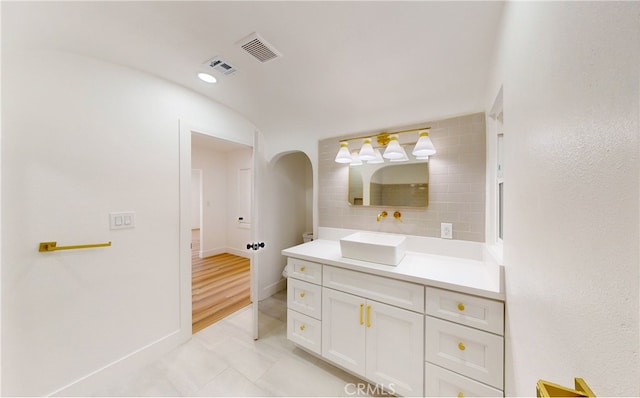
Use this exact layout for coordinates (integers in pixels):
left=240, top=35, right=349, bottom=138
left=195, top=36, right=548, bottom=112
left=366, top=301, right=425, bottom=397
left=322, top=288, right=366, bottom=375
left=250, top=130, right=267, bottom=339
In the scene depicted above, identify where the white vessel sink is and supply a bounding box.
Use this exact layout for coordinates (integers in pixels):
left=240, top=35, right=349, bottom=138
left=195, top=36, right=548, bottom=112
left=339, top=232, right=406, bottom=266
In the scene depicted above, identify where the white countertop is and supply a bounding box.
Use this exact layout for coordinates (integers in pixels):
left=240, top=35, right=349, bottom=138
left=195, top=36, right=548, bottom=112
left=282, top=239, right=505, bottom=301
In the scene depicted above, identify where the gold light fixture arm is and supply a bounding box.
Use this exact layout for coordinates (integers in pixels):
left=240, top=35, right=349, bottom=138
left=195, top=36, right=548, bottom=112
left=339, top=126, right=431, bottom=145
left=39, top=241, right=112, bottom=252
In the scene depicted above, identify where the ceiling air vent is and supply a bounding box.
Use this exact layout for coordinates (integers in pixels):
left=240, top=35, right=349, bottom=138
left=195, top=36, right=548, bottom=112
left=237, top=32, right=282, bottom=63
left=205, top=56, right=237, bottom=75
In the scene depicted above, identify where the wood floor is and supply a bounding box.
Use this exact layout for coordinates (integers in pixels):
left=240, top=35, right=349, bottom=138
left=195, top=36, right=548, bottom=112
left=192, top=230, right=251, bottom=334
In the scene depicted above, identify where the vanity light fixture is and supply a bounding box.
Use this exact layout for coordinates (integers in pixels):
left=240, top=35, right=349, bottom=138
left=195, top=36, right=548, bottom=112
left=412, top=130, right=436, bottom=157
left=367, top=149, right=385, bottom=164
left=333, top=126, right=435, bottom=164
left=358, top=138, right=377, bottom=161
left=389, top=146, right=409, bottom=162
left=335, top=142, right=352, bottom=163
left=197, top=72, right=217, bottom=83
left=350, top=150, right=363, bottom=166
left=383, top=135, right=405, bottom=160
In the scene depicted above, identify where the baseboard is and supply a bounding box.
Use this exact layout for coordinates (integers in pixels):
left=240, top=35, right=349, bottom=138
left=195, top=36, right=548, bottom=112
left=226, top=247, right=251, bottom=259
left=50, top=328, right=190, bottom=396
left=200, top=247, right=251, bottom=259
left=199, top=247, right=226, bottom=258
left=259, top=278, right=286, bottom=301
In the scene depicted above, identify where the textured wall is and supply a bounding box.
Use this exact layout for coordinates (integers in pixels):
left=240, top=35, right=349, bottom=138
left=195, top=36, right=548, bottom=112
left=318, top=113, right=486, bottom=241
left=486, top=2, right=639, bottom=396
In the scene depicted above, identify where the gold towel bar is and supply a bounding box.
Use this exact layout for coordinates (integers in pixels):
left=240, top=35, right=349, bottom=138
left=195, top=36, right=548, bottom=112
left=39, top=241, right=112, bottom=252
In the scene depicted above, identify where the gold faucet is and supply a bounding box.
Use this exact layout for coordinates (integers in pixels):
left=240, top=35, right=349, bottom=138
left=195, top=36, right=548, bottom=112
left=393, top=211, right=402, bottom=221
left=376, top=211, right=388, bottom=222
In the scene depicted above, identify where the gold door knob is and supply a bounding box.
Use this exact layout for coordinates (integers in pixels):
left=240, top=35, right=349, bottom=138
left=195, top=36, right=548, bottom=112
left=300, top=292, right=305, bottom=298
left=458, top=342, right=466, bottom=351
left=457, top=303, right=465, bottom=311
left=300, top=266, right=306, bottom=272
left=458, top=393, right=464, bottom=398
left=300, top=324, right=306, bottom=331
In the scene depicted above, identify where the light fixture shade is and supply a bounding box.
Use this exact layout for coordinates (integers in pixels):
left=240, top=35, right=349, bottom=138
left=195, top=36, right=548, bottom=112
left=350, top=150, right=363, bottom=166
left=390, top=146, right=409, bottom=162
left=415, top=155, right=429, bottom=161
left=382, top=135, right=404, bottom=159
left=412, top=131, right=436, bottom=157
left=367, top=148, right=384, bottom=164
left=335, top=142, right=352, bottom=163
left=358, top=138, right=377, bottom=161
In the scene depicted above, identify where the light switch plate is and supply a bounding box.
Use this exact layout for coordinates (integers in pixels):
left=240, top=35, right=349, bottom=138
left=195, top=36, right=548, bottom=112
left=110, top=212, right=135, bottom=230
left=441, top=223, right=453, bottom=239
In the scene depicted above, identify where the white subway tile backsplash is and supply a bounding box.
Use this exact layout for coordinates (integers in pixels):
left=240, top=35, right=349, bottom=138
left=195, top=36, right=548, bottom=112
left=318, top=112, right=486, bottom=242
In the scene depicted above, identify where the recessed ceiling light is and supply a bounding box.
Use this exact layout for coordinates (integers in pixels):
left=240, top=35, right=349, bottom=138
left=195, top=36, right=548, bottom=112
left=197, top=73, right=217, bottom=84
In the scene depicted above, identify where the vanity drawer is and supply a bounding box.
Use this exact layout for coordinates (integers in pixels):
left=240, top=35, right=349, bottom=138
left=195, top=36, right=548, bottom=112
left=323, top=265, right=424, bottom=312
left=287, top=278, right=322, bottom=320
left=287, top=258, right=322, bottom=285
left=287, top=309, right=321, bottom=355
left=426, top=287, right=504, bottom=335
left=426, top=316, right=504, bottom=389
left=425, top=362, right=503, bottom=397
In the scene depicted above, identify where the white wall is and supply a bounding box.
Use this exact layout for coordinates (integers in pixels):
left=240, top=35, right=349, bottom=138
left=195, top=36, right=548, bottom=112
left=485, top=3, right=639, bottom=396
left=191, top=144, right=252, bottom=258
left=259, top=152, right=312, bottom=299
left=226, top=148, right=252, bottom=256
left=192, top=144, right=228, bottom=257
left=1, top=49, right=256, bottom=396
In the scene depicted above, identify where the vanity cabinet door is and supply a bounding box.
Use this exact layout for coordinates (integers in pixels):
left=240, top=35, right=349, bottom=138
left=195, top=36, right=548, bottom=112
left=322, top=288, right=366, bottom=376
left=366, top=301, right=424, bottom=397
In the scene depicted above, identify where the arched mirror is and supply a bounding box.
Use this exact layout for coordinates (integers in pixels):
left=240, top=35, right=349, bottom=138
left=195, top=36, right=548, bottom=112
left=348, top=161, right=429, bottom=207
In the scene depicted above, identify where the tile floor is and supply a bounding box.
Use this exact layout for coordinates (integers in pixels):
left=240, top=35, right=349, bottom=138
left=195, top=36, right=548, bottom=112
left=99, top=290, right=379, bottom=397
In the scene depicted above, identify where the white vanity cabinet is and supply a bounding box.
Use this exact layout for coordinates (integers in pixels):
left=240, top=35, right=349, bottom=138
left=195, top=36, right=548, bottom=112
left=322, top=268, right=425, bottom=397
left=283, top=245, right=505, bottom=398
left=424, top=287, right=505, bottom=397
left=322, top=287, right=424, bottom=396
left=286, top=258, right=323, bottom=355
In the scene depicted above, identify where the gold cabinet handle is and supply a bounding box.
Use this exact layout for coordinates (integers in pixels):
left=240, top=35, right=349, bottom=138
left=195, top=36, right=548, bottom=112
left=458, top=342, right=466, bottom=351
left=359, top=303, right=364, bottom=325
left=458, top=393, right=464, bottom=398
left=300, top=291, right=305, bottom=298
left=366, top=305, right=372, bottom=328
left=300, top=266, right=306, bottom=272
left=300, top=324, right=306, bottom=331
left=457, top=302, right=465, bottom=311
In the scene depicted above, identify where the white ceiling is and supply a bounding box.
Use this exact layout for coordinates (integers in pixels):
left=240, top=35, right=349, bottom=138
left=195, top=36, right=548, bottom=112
left=2, top=1, right=504, bottom=142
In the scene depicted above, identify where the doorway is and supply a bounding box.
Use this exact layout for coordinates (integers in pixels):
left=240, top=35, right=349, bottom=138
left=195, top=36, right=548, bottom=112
left=190, top=132, right=253, bottom=333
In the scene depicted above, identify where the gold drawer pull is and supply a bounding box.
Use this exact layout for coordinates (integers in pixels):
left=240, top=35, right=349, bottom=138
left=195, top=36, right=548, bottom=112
left=458, top=393, right=464, bottom=398
left=300, top=266, right=306, bottom=272
left=366, top=305, right=372, bottom=328
left=300, top=292, right=305, bottom=298
left=457, top=302, right=465, bottom=311
left=299, top=324, right=306, bottom=331
left=458, top=342, right=466, bottom=351
left=359, top=303, right=364, bottom=325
